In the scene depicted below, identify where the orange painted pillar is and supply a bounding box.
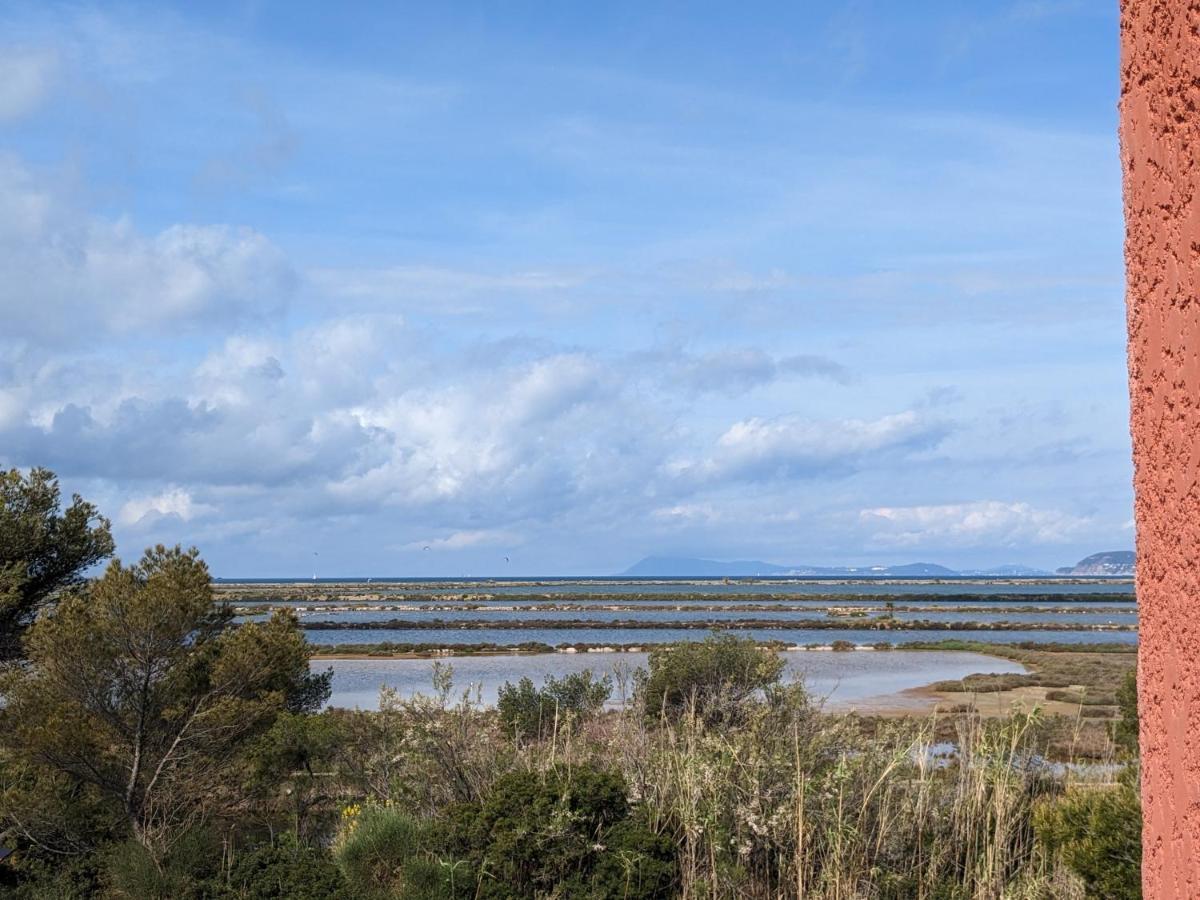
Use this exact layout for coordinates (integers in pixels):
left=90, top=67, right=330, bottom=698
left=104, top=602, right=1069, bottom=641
left=1120, top=2, right=1200, bottom=895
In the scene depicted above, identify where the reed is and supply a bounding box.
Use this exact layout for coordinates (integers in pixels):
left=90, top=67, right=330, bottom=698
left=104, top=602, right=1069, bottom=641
left=315, top=654, right=1137, bottom=898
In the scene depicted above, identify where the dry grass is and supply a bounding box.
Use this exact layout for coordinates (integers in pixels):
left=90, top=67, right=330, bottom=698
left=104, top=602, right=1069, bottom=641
left=311, top=664, right=1135, bottom=899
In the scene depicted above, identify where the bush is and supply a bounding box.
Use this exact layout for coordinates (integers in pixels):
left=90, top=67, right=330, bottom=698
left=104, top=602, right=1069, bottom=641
left=226, top=835, right=350, bottom=899
left=640, top=634, right=784, bottom=723
left=440, top=764, right=676, bottom=899
left=1034, top=785, right=1141, bottom=899
left=1116, top=667, right=1139, bottom=754
left=497, top=670, right=611, bottom=739
left=333, top=803, right=440, bottom=899
left=2, top=853, right=103, bottom=899
left=102, top=830, right=223, bottom=900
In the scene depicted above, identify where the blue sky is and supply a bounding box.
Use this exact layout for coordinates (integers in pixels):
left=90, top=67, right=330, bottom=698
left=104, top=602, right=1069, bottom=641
left=0, top=1, right=1130, bottom=575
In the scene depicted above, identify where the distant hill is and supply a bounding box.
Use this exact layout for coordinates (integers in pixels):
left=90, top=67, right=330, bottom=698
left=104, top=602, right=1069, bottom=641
left=1055, top=551, right=1135, bottom=576
left=619, top=557, right=1089, bottom=578
left=620, top=556, right=793, bottom=577
left=959, top=564, right=1053, bottom=577
left=882, top=562, right=958, bottom=577
left=621, top=557, right=958, bottom=578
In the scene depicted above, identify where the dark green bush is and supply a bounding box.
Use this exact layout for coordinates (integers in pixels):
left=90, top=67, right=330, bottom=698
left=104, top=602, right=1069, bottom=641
left=102, top=829, right=224, bottom=900
left=640, top=634, right=784, bottom=723
left=440, top=764, right=676, bottom=899
left=1, top=852, right=104, bottom=899
left=334, top=804, right=440, bottom=899
left=496, top=670, right=611, bottom=739
left=226, top=835, right=350, bottom=899
left=1116, top=667, right=1139, bottom=753
left=1034, top=785, right=1141, bottom=899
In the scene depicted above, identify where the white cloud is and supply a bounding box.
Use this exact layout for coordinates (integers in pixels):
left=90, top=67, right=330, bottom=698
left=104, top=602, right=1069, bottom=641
left=0, top=48, right=57, bottom=120
left=0, top=155, right=294, bottom=341
left=663, top=348, right=852, bottom=395
left=118, top=487, right=212, bottom=527
left=671, top=410, right=946, bottom=484
left=328, top=352, right=630, bottom=512
left=652, top=502, right=721, bottom=523
left=860, top=500, right=1092, bottom=547
left=404, top=529, right=522, bottom=551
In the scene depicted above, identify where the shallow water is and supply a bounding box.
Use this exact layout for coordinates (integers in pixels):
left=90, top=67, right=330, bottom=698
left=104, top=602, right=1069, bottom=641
left=461, top=582, right=1133, bottom=598
left=240, top=598, right=1136, bottom=609
left=319, top=649, right=1028, bottom=710
left=233, top=580, right=1134, bottom=602
left=261, top=607, right=1136, bottom=626
left=305, top=626, right=1137, bottom=646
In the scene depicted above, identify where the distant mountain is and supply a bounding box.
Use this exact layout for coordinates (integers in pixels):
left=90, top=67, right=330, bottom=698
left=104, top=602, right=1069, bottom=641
left=882, top=562, right=958, bottom=577
left=1055, top=551, right=1135, bottom=576
left=959, top=564, right=1053, bottom=577
left=620, top=557, right=958, bottom=578
left=621, top=556, right=793, bottom=577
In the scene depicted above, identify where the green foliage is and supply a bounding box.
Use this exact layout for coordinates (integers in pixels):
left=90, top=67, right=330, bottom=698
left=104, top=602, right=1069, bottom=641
left=334, top=803, right=445, bottom=899
left=249, top=710, right=345, bottom=840
left=0, top=851, right=105, bottom=899
left=225, top=835, right=350, bottom=899
left=496, top=670, right=611, bottom=739
left=98, top=831, right=348, bottom=900
left=0, top=545, right=329, bottom=858
left=641, top=633, right=784, bottom=723
left=440, top=764, right=677, bottom=899
left=0, top=466, right=114, bottom=660
left=1034, top=785, right=1142, bottom=899
left=102, top=830, right=223, bottom=899
left=1116, top=667, right=1139, bottom=754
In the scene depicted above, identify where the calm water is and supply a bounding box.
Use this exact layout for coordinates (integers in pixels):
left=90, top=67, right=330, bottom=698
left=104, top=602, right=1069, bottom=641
left=319, top=649, right=1029, bottom=710
left=266, top=607, right=1135, bottom=626
left=305, top=626, right=1138, bottom=646
left=231, top=579, right=1133, bottom=600
left=457, top=582, right=1133, bottom=598
left=239, top=598, right=1135, bottom=609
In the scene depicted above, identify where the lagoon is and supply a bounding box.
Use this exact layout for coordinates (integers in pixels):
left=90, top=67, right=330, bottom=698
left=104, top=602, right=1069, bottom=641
left=319, top=649, right=1028, bottom=711
left=304, top=625, right=1138, bottom=647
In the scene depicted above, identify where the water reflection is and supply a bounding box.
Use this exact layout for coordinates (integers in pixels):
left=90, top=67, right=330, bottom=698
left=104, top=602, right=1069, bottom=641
left=320, top=649, right=1028, bottom=710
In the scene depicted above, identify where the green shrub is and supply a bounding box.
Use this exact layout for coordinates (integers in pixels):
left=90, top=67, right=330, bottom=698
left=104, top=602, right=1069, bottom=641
left=440, top=764, right=676, bottom=899
left=640, top=634, right=784, bottom=723
left=334, top=804, right=439, bottom=899
left=2, top=852, right=104, bottom=899
left=102, top=830, right=223, bottom=899
left=1116, top=667, right=1139, bottom=754
left=496, top=670, right=611, bottom=739
left=589, top=817, right=679, bottom=900
left=226, top=835, right=350, bottom=899
left=1034, top=785, right=1141, bottom=899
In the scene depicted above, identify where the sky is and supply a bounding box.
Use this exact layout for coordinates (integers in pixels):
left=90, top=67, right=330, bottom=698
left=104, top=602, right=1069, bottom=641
left=0, top=1, right=1131, bottom=576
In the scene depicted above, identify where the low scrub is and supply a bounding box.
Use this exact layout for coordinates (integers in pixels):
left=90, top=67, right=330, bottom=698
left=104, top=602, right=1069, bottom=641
left=497, top=670, right=611, bottom=739
left=639, top=633, right=785, bottom=723
left=333, top=803, right=444, bottom=899
left=439, top=764, right=677, bottom=899
left=1034, top=782, right=1142, bottom=899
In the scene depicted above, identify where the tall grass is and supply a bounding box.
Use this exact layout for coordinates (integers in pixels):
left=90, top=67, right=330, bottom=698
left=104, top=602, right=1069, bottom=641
left=605, top=698, right=1056, bottom=898
left=316, top=658, right=1136, bottom=898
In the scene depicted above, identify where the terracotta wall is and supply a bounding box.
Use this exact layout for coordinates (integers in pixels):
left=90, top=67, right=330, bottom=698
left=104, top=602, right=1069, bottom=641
left=1120, top=1, right=1200, bottom=895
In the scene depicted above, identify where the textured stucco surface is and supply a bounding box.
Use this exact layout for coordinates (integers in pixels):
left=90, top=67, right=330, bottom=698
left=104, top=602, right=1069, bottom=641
left=1120, top=2, right=1200, bottom=895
